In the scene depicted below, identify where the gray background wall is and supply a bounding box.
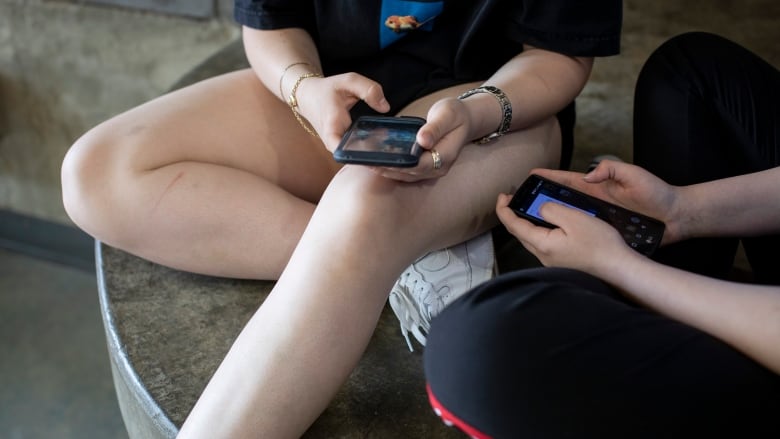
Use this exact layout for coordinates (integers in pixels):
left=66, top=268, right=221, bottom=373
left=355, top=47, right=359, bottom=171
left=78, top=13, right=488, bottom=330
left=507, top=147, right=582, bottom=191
left=0, top=0, right=239, bottom=224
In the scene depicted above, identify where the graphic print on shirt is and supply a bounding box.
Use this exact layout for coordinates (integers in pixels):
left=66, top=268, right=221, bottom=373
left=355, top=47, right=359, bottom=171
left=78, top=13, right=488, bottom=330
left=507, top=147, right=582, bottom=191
left=379, top=0, right=443, bottom=49
left=385, top=15, right=422, bottom=32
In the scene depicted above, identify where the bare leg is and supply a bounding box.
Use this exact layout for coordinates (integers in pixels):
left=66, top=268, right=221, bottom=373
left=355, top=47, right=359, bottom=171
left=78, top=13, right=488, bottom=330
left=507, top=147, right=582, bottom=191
left=62, top=70, right=340, bottom=279
left=178, top=84, right=561, bottom=437
left=64, top=68, right=560, bottom=436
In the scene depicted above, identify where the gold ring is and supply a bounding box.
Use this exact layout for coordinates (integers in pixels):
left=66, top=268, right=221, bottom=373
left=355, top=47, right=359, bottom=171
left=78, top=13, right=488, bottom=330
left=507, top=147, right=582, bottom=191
left=430, top=149, right=442, bottom=170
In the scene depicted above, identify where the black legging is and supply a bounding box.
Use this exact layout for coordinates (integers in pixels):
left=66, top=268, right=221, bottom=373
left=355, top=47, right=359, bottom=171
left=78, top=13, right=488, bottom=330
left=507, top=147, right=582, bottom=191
left=424, top=32, right=780, bottom=439
left=633, top=32, right=780, bottom=282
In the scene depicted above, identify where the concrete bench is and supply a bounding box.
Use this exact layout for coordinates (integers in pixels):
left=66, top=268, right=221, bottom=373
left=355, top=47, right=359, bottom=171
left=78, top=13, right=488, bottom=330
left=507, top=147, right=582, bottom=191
left=98, top=240, right=474, bottom=438
left=98, top=224, right=534, bottom=438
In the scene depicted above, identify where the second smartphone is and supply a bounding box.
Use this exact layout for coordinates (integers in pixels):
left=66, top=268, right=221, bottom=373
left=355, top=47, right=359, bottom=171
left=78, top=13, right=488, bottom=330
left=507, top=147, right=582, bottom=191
left=509, top=174, right=665, bottom=256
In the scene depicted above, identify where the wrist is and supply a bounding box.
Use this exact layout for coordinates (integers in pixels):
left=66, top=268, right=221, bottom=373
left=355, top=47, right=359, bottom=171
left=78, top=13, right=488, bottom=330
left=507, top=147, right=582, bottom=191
left=278, top=62, right=320, bottom=101
left=666, top=186, right=696, bottom=243
left=592, top=246, right=647, bottom=286
left=458, top=85, right=512, bottom=144
left=287, top=72, right=322, bottom=137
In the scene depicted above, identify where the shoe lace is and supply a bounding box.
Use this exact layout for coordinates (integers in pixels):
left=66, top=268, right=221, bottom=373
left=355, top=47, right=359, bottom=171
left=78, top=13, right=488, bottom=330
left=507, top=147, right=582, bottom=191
left=388, top=267, right=439, bottom=352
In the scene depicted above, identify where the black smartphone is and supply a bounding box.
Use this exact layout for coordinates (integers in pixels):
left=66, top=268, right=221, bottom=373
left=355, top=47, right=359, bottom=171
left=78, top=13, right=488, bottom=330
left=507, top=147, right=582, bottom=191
left=333, top=116, right=425, bottom=167
left=509, top=174, right=665, bottom=256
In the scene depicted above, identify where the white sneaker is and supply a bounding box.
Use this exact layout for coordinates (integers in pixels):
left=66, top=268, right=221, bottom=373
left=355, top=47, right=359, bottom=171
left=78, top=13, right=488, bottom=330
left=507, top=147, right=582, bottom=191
left=388, top=231, right=496, bottom=351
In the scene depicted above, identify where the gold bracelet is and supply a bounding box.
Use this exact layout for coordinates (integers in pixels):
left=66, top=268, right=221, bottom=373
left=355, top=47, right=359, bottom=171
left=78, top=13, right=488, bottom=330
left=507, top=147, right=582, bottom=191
left=288, top=72, right=323, bottom=137
left=278, top=62, right=310, bottom=99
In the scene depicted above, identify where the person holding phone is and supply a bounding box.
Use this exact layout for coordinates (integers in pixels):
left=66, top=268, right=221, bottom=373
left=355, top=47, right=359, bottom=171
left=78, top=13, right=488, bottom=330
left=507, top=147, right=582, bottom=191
left=424, top=32, right=780, bottom=438
left=61, top=1, right=623, bottom=436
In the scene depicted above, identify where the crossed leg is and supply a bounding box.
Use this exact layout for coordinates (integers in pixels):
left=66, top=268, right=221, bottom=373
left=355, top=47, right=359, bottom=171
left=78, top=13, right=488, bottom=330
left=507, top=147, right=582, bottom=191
left=62, top=69, right=338, bottom=279
left=62, top=68, right=561, bottom=437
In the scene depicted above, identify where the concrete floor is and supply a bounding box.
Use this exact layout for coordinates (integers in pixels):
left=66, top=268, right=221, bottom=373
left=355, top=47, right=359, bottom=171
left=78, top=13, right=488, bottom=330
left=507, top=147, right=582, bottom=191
left=0, top=248, right=128, bottom=439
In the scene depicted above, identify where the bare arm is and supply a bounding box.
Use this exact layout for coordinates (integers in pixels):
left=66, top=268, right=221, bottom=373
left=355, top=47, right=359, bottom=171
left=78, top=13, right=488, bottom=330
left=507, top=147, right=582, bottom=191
left=600, top=245, right=780, bottom=374
left=242, top=26, right=321, bottom=101
left=674, top=167, right=780, bottom=240
left=459, top=45, right=594, bottom=143
left=241, top=26, right=390, bottom=149
left=496, top=191, right=780, bottom=374
left=392, top=46, right=593, bottom=182
left=529, top=162, right=780, bottom=245
left=497, top=161, right=780, bottom=373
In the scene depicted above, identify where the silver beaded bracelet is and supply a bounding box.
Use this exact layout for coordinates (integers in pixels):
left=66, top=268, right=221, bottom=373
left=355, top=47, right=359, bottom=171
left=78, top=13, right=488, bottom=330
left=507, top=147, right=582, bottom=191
left=457, top=85, right=513, bottom=144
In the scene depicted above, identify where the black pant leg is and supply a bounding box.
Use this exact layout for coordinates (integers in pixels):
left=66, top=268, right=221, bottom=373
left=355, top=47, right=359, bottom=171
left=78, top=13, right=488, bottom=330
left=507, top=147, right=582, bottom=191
left=424, top=268, right=780, bottom=439
left=632, top=32, right=780, bottom=281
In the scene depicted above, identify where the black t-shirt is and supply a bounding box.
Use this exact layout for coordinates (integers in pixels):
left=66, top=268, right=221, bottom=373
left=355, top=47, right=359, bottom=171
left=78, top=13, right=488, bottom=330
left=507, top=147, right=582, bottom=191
left=235, top=0, right=621, bottom=81
left=235, top=0, right=622, bottom=168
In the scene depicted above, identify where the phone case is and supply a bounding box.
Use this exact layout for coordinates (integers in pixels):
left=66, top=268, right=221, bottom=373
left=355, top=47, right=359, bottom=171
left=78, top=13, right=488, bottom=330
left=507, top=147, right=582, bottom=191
left=509, top=174, right=665, bottom=256
left=333, top=116, right=425, bottom=167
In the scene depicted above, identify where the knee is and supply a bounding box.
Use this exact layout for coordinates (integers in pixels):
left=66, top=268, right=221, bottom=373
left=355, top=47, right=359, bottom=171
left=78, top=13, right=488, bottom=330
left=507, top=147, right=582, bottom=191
left=61, top=127, right=126, bottom=239
left=424, top=272, right=545, bottom=385
left=62, top=131, right=99, bottom=228
left=638, top=32, right=734, bottom=90
left=659, top=31, right=732, bottom=55
left=425, top=267, right=610, bottom=365
left=320, top=165, right=407, bottom=233
left=423, top=268, right=615, bottom=434
left=423, top=273, right=549, bottom=436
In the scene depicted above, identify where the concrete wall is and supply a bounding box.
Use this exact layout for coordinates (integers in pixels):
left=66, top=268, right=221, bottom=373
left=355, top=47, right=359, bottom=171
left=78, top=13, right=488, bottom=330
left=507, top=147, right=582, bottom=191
left=0, top=0, right=239, bottom=224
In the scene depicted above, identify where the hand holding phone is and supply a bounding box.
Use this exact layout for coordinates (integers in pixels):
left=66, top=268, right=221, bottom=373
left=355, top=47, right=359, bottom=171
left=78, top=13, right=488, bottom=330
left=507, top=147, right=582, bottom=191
left=509, top=174, right=665, bottom=256
left=333, top=116, right=425, bottom=167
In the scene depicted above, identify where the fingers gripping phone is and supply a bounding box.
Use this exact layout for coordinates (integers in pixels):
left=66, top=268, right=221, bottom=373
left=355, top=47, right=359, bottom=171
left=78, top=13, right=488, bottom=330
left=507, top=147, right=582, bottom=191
left=333, top=116, right=425, bottom=167
left=509, top=174, right=665, bottom=256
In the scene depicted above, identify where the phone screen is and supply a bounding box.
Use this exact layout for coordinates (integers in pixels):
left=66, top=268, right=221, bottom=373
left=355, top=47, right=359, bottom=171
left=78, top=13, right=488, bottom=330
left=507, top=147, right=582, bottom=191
left=525, top=192, right=597, bottom=222
left=341, top=118, right=419, bottom=153
left=334, top=116, right=424, bottom=167
left=509, top=174, right=665, bottom=256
